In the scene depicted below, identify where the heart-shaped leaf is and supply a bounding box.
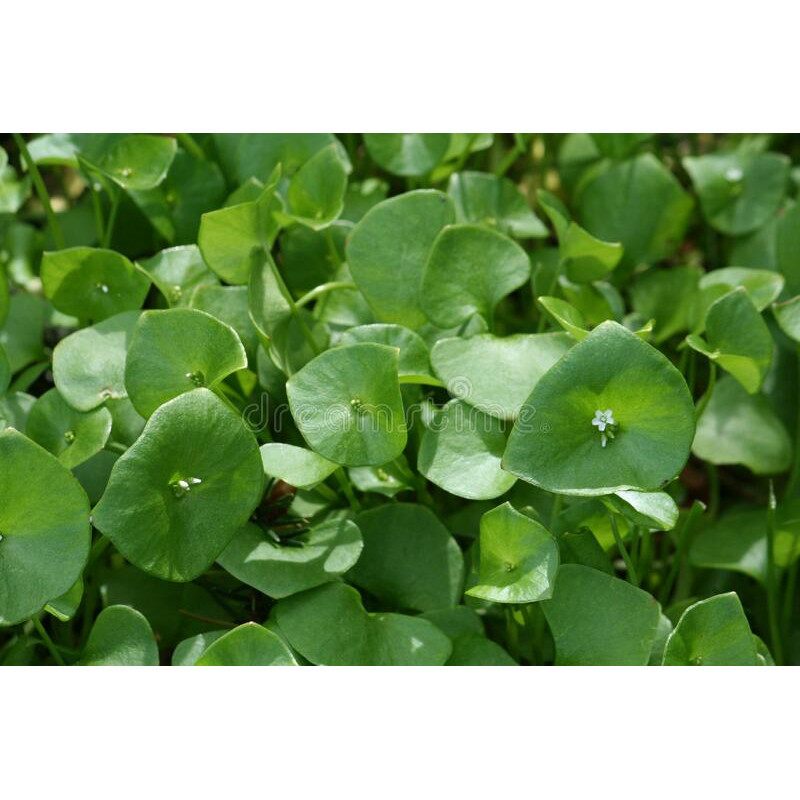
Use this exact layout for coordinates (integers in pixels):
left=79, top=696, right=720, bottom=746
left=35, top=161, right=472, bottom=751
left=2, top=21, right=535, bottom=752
left=195, top=622, right=298, bottom=666
left=542, top=564, right=660, bottom=665
left=286, top=343, right=407, bottom=466
left=218, top=518, right=362, bottom=599
left=421, top=224, right=530, bottom=328
left=348, top=503, right=464, bottom=611
left=347, top=189, right=455, bottom=328
left=503, top=321, right=695, bottom=495
left=418, top=399, right=517, bottom=500
left=431, top=333, right=572, bottom=420
left=466, top=502, right=559, bottom=603
left=41, top=247, right=151, bottom=322
left=137, top=245, right=219, bottom=308
left=125, top=308, right=247, bottom=417
left=0, top=428, right=90, bottom=625
left=92, top=389, right=264, bottom=581
left=364, top=133, right=450, bottom=176
left=78, top=605, right=159, bottom=666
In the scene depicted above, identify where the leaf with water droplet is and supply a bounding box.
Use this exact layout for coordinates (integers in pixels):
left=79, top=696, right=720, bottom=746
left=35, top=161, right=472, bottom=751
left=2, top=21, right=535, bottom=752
left=124, top=308, right=247, bottom=417
left=95, top=134, right=177, bottom=191
left=0, top=428, right=90, bottom=625
left=92, top=389, right=264, bottom=581
left=137, top=244, right=219, bottom=308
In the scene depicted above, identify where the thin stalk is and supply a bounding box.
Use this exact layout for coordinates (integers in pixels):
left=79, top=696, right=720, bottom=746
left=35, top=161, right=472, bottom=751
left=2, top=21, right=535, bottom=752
left=536, top=259, right=564, bottom=332
left=105, top=441, right=127, bottom=455
left=296, top=281, right=357, bottom=308
left=784, top=345, right=800, bottom=500
left=549, top=494, right=563, bottom=531
left=335, top=468, right=361, bottom=512
left=707, top=463, right=720, bottom=519
left=695, top=363, right=716, bottom=421
left=766, top=482, right=784, bottom=665
left=314, top=482, right=339, bottom=503
left=33, top=617, right=65, bottom=666
left=102, top=188, right=121, bottom=248
left=782, top=558, right=798, bottom=638
left=175, top=133, right=206, bottom=160
left=659, top=500, right=704, bottom=604
left=449, top=133, right=479, bottom=176
left=87, top=535, right=111, bottom=569
left=610, top=514, right=639, bottom=586
left=495, top=137, right=524, bottom=177
left=266, top=256, right=321, bottom=356
left=324, top=226, right=343, bottom=269
left=13, top=133, right=65, bottom=249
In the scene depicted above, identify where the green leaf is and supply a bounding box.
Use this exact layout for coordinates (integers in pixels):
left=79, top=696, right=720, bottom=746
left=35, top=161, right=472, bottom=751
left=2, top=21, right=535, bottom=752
left=693, top=376, right=791, bottom=474
left=579, top=153, right=694, bottom=269
left=92, top=389, right=264, bottom=581
left=274, top=582, right=452, bottom=665
left=446, top=634, right=517, bottom=666
left=603, top=489, right=679, bottom=531
left=684, top=152, right=789, bottom=235
left=348, top=458, right=414, bottom=497
left=589, top=133, right=653, bottom=159
left=686, top=288, right=773, bottom=394
left=418, top=399, right=517, bottom=500
left=259, top=442, right=338, bottom=488
left=347, top=189, right=455, bottom=328
left=0, top=428, right=90, bottom=625
left=137, top=245, right=219, bottom=308
left=447, top=171, right=547, bottom=239
left=466, top=502, right=559, bottom=603
left=662, top=593, right=759, bottom=665
left=78, top=605, right=159, bottom=666
left=630, top=265, right=703, bottom=344
left=52, top=310, right=139, bottom=411
left=286, top=343, right=407, bottom=467
left=41, top=247, right=150, bottom=322
left=340, top=323, right=433, bottom=382
left=349, top=503, right=464, bottom=611
left=44, top=577, right=84, bottom=622
left=421, top=224, right=530, bottom=328
left=26, top=388, right=112, bottom=468
left=542, top=564, right=660, bottom=665
left=773, top=295, right=800, bottom=342
left=430, top=333, right=571, bottom=420
left=696, top=267, right=784, bottom=322
left=195, top=622, right=298, bottom=666
left=171, top=630, right=226, bottom=666
left=218, top=518, right=362, bottom=599
left=95, top=134, right=177, bottom=190
left=286, top=144, right=348, bottom=229
left=364, top=133, right=450, bottom=176
left=124, top=308, right=247, bottom=418
left=536, top=296, right=589, bottom=340
left=503, top=321, right=695, bottom=495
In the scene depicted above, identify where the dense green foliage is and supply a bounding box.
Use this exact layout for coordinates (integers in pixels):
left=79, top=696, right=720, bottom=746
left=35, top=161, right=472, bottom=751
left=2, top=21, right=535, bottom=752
left=2, top=132, right=799, bottom=666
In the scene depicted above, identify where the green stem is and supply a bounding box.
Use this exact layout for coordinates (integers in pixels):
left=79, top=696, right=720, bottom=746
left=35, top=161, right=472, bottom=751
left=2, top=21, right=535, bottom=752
left=324, top=226, right=343, bottom=269
left=105, top=441, right=127, bottom=455
left=782, top=558, right=798, bottom=638
left=13, top=133, right=65, bottom=249
left=659, top=500, right=704, bottom=605
left=695, top=363, right=716, bottom=421
left=33, top=617, right=65, bottom=666
left=495, top=137, right=524, bottom=177
left=175, top=133, right=206, bottom=160
left=549, top=494, right=563, bottom=531
left=88, top=535, right=111, bottom=569
left=610, top=514, right=639, bottom=586
left=784, top=345, right=800, bottom=500
left=102, top=189, right=121, bottom=249
left=266, top=256, right=321, bottom=356
left=314, top=482, right=339, bottom=503
left=707, top=463, right=720, bottom=519
left=335, top=468, right=361, bottom=512
left=296, top=281, right=357, bottom=308
left=766, top=482, right=785, bottom=665
left=449, top=133, right=479, bottom=175
left=536, top=259, right=564, bottom=332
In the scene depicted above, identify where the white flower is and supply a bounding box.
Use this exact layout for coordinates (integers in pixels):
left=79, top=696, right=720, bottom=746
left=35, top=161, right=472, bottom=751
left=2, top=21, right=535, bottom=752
left=591, top=409, right=615, bottom=432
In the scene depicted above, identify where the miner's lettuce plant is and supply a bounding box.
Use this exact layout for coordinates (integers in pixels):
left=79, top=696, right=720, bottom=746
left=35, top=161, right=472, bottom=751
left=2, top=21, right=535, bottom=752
left=1, top=132, right=799, bottom=667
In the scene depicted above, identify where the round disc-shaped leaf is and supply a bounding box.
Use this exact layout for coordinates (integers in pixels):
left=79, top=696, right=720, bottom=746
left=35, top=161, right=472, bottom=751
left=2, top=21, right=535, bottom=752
left=52, top=311, right=140, bottom=411
left=346, top=189, right=455, bottom=328
left=431, top=332, right=572, bottom=420
left=467, top=502, right=559, bottom=603
left=287, top=144, right=348, bottom=229
left=137, top=244, right=219, bottom=307
left=41, top=247, right=150, bottom=322
left=26, top=388, right=112, bottom=468
left=686, top=287, right=773, bottom=394
left=692, top=375, right=791, bottom=474
left=286, top=343, right=407, bottom=467
left=92, top=389, right=264, bottom=581
left=96, top=134, right=177, bottom=190
left=196, top=622, right=298, bottom=666
left=364, top=133, right=450, bottom=177
left=198, top=201, right=263, bottom=285
left=340, top=323, right=433, bottom=381
left=542, top=564, right=660, bottom=665
left=683, top=152, right=789, bottom=236
left=0, top=428, right=90, bottom=625
left=349, top=503, right=464, bottom=612
left=274, top=582, right=452, bottom=666
left=447, top=171, right=548, bottom=239
left=260, top=443, right=338, bottom=489
left=125, top=308, right=247, bottom=417
left=418, top=399, right=517, bottom=500
left=503, top=321, right=695, bottom=496
left=217, top=518, right=362, bottom=599
left=421, top=224, right=531, bottom=328
left=662, top=593, right=758, bottom=666
left=78, top=605, right=159, bottom=666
